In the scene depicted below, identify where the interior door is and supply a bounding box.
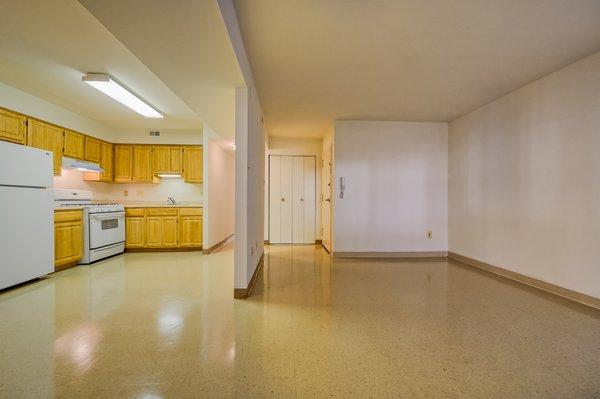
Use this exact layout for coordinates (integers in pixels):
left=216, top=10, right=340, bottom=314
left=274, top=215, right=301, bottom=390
left=269, top=155, right=316, bottom=245
left=321, top=147, right=332, bottom=252
left=279, top=156, right=293, bottom=243
left=292, top=156, right=304, bottom=243
left=302, top=157, right=316, bottom=244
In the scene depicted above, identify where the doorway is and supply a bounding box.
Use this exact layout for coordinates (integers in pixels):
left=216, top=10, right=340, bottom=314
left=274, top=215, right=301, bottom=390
left=321, top=145, right=332, bottom=252
left=268, top=155, right=316, bottom=244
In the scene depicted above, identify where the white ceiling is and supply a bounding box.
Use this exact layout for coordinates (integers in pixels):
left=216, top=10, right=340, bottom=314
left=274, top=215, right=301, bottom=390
left=0, top=0, right=244, bottom=138
left=79, top=0, right=245, bottom=138
left=234, top=0, right=600, bottom=138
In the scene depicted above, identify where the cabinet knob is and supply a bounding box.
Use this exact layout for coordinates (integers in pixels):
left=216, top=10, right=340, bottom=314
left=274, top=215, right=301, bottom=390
left=281, top=198, right=285, bottom=202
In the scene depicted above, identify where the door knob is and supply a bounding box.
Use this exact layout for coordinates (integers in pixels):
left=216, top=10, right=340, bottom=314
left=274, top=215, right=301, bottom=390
left=281, top=198, right=285, bottom=202
left=300, top=198, right=304, bottom=202
left=325, top=198, right=331, bottom=202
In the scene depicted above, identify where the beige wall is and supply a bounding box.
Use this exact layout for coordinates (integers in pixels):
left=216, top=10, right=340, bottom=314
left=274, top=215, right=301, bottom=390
left=449, top=51, right=600, bottom=299
left=333, top=121, right=448, bottom=253
left=265, top=137, right=323, bottom=240
left=205, top=139, right=235, bottom=248
left=53, top=169, right=203, bottom=203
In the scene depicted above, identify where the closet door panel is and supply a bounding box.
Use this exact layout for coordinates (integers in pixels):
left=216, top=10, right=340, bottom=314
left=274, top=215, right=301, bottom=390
left=268, top=156, right=282, bottom=243
left=303, top=157, right=316, bottom=243
left=280, top=156, right=294, bottom=243
left=292, top=157, right=305, bottom=244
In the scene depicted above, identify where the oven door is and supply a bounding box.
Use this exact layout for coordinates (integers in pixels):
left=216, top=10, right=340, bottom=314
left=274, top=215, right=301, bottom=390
left=89, top=211, right=126, bottom=249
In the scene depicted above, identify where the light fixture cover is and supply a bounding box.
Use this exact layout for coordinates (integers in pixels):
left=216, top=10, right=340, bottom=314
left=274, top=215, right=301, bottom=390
left=83, top=73, right=163, bottom=118
left=157, top=173, right=182, bottom=178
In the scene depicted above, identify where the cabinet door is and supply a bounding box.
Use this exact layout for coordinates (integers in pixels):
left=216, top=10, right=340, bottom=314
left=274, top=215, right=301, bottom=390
left=54, top=221, right=83, bottom=268
left=152, top=146, right=169, bottom=174
left=125, top=217, right=145, bottom=248
left=133, top=146, right=153, bottom=182
left=183, top=146, right=202, bottom=183
left=178, top=216, right=202, bottom=247
left=63, top=130, right=85, bottom=159
left=162, top=217, right=178, bottom=247
left=84, top=136, right=102, bottom=163
left=145, top=217, right=163, bottom=247
left=114, top=145, right=133, bottom=182
left=100, top=141, right=113, bottom=181
left=0, top=109, right=27, bottom=144
left=27, top=119, right=63, bottom=176
left=169, top=146, right=183, bottom=173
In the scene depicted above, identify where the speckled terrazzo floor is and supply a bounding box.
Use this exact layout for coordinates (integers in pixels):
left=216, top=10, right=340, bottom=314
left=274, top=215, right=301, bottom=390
left=1, top=244, right=599, bottom=398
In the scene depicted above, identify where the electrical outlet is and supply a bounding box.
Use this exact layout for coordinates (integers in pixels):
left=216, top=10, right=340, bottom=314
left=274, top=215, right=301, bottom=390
left=124, top=190, right=129, bottom=197
left=136, top=189, right=144, bottom=197
left=426, top=230, right=433, bottom=240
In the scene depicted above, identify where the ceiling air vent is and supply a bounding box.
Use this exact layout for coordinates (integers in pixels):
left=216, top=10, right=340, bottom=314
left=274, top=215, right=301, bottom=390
left=149, top=131, right=160, bottom=137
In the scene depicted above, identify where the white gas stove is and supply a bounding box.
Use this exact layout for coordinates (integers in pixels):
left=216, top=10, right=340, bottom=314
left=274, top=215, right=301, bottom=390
left=54, top=189, right=125, bottom=264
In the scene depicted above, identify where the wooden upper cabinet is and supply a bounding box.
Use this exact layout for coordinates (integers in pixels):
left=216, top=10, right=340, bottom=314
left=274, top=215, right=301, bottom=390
left=133, top=145, right=153, bottom=182
left=152, top=146, right=183, bottom=174
left=27, top=119, right=63, bottom=176
left=113, top=145, right=133, bottom=182
left=100, top=141, right=113, bottom=181
left=63, top=130, right=85, bottom=159
left=83, top=141, right=113, bottom=182
left=183, top=146, right=203, bottom=183
left=0, top=109, right=27, bottom=144
left=152, top=146, right=169, bottom=173
left=84, top=136, right=102, bottom=163
left=169, top=146, right=183, bottom=174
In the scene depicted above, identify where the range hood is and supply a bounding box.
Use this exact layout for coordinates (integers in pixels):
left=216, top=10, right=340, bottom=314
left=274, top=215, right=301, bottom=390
left=62, top=157, right=104, bottom=173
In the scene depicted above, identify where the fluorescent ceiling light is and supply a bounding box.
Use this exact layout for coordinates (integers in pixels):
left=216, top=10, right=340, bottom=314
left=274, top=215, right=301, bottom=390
left=157, top=173, right=182, bottom=178
left=82, top=73, right=163, bottom=118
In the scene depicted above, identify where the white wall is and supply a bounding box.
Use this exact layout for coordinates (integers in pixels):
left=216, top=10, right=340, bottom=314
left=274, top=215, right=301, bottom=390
left=333, top=121, right=448, bottom=253
left=265, top=137, right=323, bottom=240
left=112, top=129, right=202, bottom=145
left=233, top=87, right=266, bottom=289
left=205, top=138, right=235, bottom=249
left=0, top=82, right=115, bottom=141
left=449, top=51, right=600, bottom=299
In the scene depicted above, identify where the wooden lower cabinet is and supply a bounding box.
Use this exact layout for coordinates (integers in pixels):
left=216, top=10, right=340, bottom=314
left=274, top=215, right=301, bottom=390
left=54, top=210, right=83, bottom=270
left=179, top=216, right=203, bottom=247
left=125, top=216, right=145, bottom=248
left=125, top=207, right=202, bottom=250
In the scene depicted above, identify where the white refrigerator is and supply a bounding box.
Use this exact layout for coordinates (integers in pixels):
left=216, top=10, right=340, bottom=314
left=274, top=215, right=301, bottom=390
left=0, top=140, right=54, bottom=290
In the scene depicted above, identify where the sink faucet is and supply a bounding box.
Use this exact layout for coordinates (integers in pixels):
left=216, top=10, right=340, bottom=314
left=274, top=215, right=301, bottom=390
left=167, top=197, right=176, bottom=205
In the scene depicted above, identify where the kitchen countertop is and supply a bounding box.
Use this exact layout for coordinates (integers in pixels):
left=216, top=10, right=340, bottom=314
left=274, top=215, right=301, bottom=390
left=54, top=206, right=84, bottom=211
left=120, top=201, right=203, bottom=208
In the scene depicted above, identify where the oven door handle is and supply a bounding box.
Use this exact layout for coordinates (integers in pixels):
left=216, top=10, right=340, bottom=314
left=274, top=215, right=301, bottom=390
left=90, top=212, right=125, bottom=221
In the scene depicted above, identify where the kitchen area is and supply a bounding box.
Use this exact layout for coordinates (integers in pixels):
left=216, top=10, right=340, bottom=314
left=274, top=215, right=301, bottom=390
left=0, top=106, right=205, bottom=291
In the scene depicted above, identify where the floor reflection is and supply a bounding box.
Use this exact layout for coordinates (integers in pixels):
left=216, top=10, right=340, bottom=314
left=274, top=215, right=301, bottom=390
left=0, top=244, right=599, bottom=398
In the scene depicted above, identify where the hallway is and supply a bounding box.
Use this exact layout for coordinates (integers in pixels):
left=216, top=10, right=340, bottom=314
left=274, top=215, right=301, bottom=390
left=1, top=245, right=599, bottom=398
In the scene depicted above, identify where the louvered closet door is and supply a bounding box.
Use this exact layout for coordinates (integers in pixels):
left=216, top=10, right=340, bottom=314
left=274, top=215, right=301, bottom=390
left=279, top=156, right=294, bottom=243
left=302, top=157, right=316, bottom=243
left=292, top=157, right=305, bottom=243
left=269, top=155, right=316, bottom=244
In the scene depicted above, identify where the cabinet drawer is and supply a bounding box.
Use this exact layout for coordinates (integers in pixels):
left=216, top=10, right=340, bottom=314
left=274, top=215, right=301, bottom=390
left=54, top=210, right=83, bottom=223
left=125, top=208, right=145, bottom=217
left=145, top=208, right=178, bottom=216
left=179, top=208, right=202, bottom=216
